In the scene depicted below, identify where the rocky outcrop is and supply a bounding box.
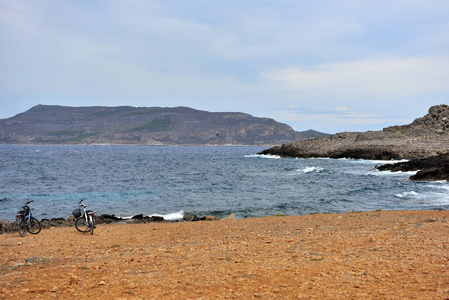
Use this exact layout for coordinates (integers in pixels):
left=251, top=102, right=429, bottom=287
left=259, top=104, right=449, bottom=160
left=181, top=213, right=200, bottom=222
left=376, top=153, right=449, bottom=181
left=0, top=105, right=328, bottom=146
left=0, top=220, right=15, bottom=233
left=0, top=212, right=218, bottom=234
left=130, top=214, right=165, bottom=223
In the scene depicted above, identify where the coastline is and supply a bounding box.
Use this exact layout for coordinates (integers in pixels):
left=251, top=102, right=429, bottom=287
left=1, top=210, right=448, bottom=299
left=0, top=143, right=278, bottom=147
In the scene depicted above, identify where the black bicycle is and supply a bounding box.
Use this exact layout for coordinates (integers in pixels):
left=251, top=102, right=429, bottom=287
left=73, top=198, right=95, bottom=235
left=16, top=200, right=41, bottom=237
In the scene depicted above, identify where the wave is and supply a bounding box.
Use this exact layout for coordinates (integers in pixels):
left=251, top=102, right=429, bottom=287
left=425, top=183, right=449, bottom=190
left=151, top=210, right=184, bottom=221
left=245, top=154, right=281, bottom=159
left=298, top=166, right=325, bottom=174
left=312, top=157, right=409, bottom=164
left=150, top=210, right=184, bottom=221
left=394, top=188, right=449, bottom=206
left=370, top=170, right=418, bottom=176
left=122, top=210, right=184, bottom=221
left=341, top=158, right=410, bottom=165
left=395, top=191, right=419, bottom=198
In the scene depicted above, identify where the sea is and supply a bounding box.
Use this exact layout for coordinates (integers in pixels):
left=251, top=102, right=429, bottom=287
left=1, top=145, right=448, bottom=222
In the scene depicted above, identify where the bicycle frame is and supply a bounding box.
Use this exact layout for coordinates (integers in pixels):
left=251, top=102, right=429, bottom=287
left=15, top=212, right=23, bottom=222
left=16, top=200, right=41, bottom=237
left=76, top=198, right=95, bottom=234
left=83, top=207, right=94, bottom=223
left=17, top=202, right=32, bottom=226
left=79, top=201, right=93, bottom=222
left=25, top=210, right=31, bottom=227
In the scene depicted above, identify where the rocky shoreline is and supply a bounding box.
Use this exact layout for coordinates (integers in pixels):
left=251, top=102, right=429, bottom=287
left=259, top=104, right=449, bottom=181
left=0, top=212, right=219, bottom=234
left=376, top=152, right=449, bottom=181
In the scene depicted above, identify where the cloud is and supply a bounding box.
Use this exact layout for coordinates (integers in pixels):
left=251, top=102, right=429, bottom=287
left=259, top=56, right=449, bottom=100
left=0, top=0, right=448, bottom=131
left=272, top=107, right=412, bottom=133
left=0, top=0, right=35, bottom=30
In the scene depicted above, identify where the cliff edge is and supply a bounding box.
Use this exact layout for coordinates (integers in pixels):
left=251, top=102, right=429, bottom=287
left=259, top=104, right=449, bottom=181
left=259, top=104, right=449, bottom=160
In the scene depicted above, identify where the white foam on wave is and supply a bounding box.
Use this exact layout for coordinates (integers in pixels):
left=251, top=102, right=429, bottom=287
left=344, top=158, right=409, bottom=165
left=377, top=159, right=409, bottom=164
left=245, top=154, right=281, bottom=159
left=420, top=183, right=449, bottom=205
left=298, top=166, right=324, bottom=173
left=426, top=183, right=449, bottom=190
left=395, top=191, right=419, bottom=198
left=370, top=170, right=418, bottom=176
left=300, top=157, right=410, bottom=165
left=394, top=182, right=449, bottom=205
left=150, top=210, right=184, bottom=221
left=122, top=210, right=185, bottom=221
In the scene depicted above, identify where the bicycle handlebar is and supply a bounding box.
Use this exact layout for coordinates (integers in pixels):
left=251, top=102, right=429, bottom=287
left=78, top=198, right=87, bottom=208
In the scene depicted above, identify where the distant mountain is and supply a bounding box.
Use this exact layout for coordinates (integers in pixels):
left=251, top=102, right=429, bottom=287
left=259, top=104, right=449, bottom=160
left=0, top=105, right=329, bottom=146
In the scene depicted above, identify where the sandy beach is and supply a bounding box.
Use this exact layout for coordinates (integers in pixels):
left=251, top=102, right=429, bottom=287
left=1, top=210, right=449, bottom=299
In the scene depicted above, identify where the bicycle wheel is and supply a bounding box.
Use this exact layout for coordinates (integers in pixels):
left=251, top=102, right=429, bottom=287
left=75, top=217, right=89, bottom=233
left=17, top=216, right=26, bottom=237
left=27, top=217, right=41, bottom=234
left=89, top=215, right=94, bottom=235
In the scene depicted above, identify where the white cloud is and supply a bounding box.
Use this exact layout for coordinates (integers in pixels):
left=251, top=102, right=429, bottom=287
left=334, top=106, right=349, bottom=112
left=272, top=108, right=412, bottom=133
left=259, top=56, right=449, bottom=99
left=1, top=0, right=448, bottom=132
left=0, top=0, right=35, bottom=30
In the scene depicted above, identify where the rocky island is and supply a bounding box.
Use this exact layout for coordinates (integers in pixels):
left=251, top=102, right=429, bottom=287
left=0, top=105, right=328, bottom=146
left=259, top=104, right=449, bottom=181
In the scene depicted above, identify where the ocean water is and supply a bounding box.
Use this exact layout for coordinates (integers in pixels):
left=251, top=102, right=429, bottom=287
left=1, top=145, right=448, bottom=222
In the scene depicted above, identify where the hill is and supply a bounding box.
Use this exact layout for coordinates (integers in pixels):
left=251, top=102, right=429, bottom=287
left=259, top=104, right=449, bottom=160
left=0, top=105, right=328, bottom=146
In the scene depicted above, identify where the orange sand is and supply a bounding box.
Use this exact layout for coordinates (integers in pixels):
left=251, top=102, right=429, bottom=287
left=1, top=210, right=449, bottom=299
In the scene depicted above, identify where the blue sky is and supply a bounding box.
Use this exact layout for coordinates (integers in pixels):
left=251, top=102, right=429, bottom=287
left=0, top=0, right=448, bottom=133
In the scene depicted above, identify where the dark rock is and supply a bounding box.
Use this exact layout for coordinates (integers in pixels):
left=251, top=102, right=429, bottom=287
left=40, top=219, right=51, bottom=228
left=259, top=104, right=449, bottom=160
left=131, top=214, right=144, bottom=220
left=377, top=153, right=449, bottom=181
left=0, top=220, right=14, bottom=233
left=39, top=217, right=76, bottom=228
left=259, top=104, right=449, bottom=182
left=129, top=214, right=167, bottom=222
left=0, top=212, right=171, bottom=234
left=411, top=167, right=449, bottom=181
left=147, top=216, right=165, bottom=222
left=50, top=217, right=69, bottom=227
left=182, top=213, right=200, bottom=222
left=95, top=214, right=123, bottom=224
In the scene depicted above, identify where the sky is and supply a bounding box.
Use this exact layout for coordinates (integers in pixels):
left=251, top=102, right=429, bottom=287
left=0, top=0, right=448, bottom=134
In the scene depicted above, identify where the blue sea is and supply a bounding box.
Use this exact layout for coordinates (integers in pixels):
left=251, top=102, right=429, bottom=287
left=1, top=145, right=448, bottom=222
